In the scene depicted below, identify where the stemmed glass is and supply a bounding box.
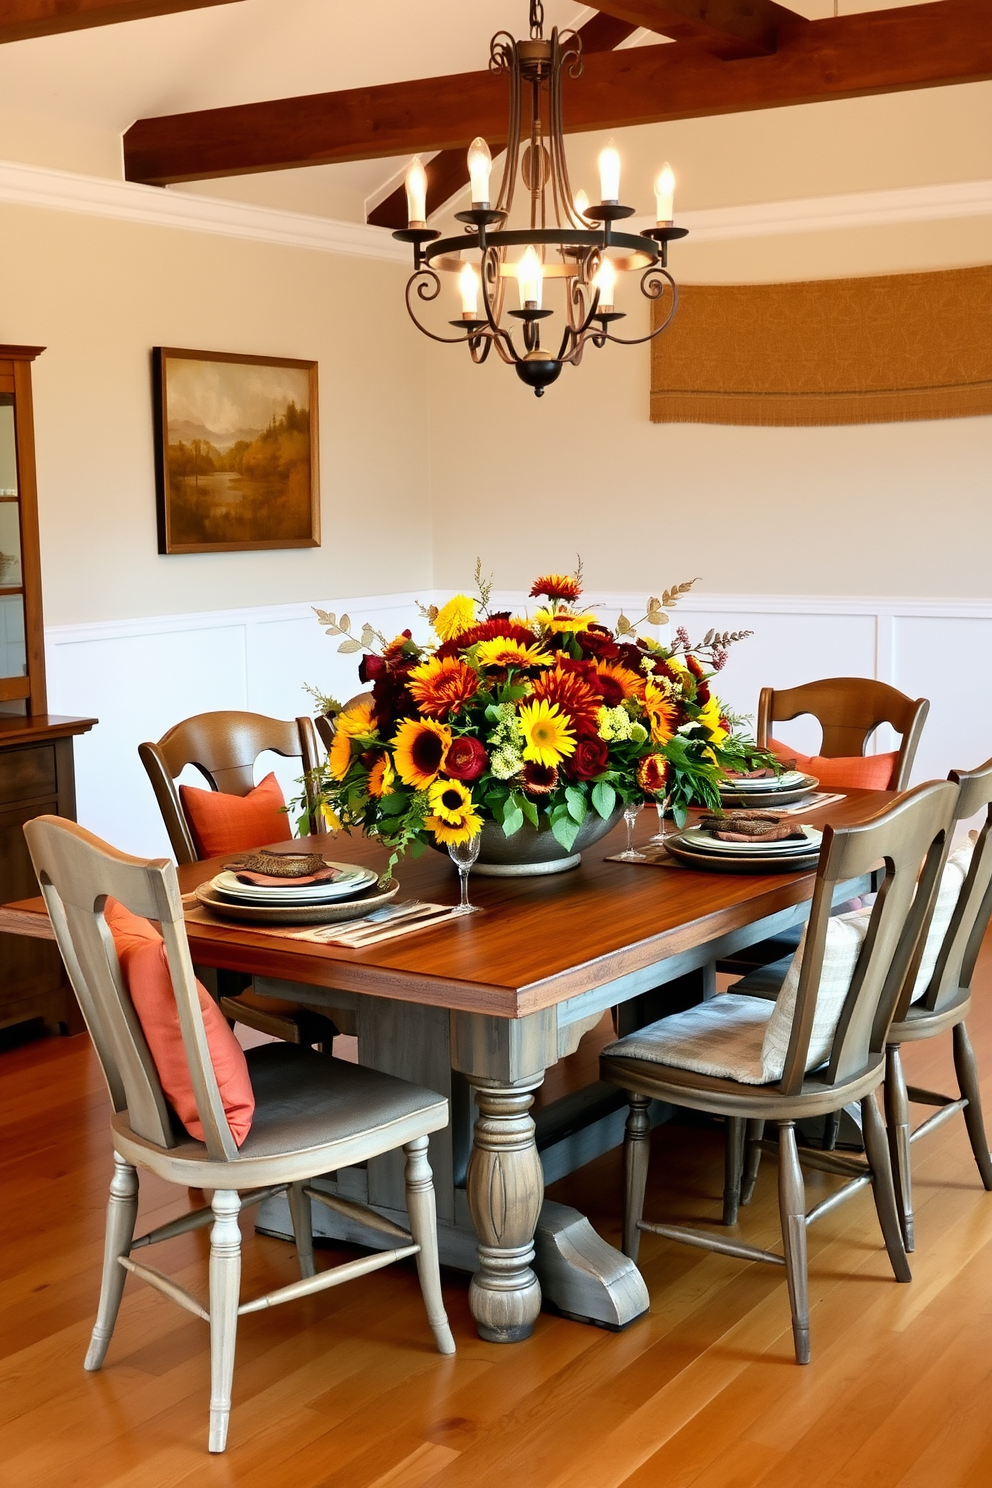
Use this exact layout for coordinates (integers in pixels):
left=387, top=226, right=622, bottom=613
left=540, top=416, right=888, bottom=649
left=648, top=794, right=673, bottom=845
left=617, top=800, right=645, bottom=861
left=447, top=835, right=482, bottom=914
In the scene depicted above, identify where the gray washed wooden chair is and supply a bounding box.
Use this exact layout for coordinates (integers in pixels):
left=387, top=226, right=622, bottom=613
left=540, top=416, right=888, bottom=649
left=735, top=758, right=992, bottom=1252
left=601, top=780, right=957, bottom=1365
left=23, top=815, right=454, bottom=1455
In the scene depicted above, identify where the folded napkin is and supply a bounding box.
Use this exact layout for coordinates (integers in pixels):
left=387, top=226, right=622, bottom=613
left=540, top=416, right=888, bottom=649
left=698, top=811, right=808, bottom=844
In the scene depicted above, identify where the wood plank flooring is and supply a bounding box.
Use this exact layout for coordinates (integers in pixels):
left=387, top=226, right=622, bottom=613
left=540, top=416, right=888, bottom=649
left=2, top=941, right=991, bottom=1488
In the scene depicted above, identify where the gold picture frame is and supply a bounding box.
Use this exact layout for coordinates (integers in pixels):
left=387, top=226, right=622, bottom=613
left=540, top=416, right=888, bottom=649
left=153, top=347, right=319, bottom=554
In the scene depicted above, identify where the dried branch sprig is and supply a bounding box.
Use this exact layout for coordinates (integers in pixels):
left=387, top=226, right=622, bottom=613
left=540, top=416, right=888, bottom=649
left=313, top=607, right=389, bottom=656
left=474, top=558, right=494, bottom=616
left=616, top=578, right=700, bottom=636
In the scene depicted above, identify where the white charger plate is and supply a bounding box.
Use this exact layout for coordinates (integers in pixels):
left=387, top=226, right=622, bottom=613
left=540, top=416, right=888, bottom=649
left=213, top=864, right=377, bottom=903
left=681, top=824, right=822, bottom=855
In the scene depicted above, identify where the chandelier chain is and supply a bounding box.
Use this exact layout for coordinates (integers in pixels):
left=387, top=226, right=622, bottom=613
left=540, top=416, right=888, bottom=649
left=529, top=0, right=544, bottom=39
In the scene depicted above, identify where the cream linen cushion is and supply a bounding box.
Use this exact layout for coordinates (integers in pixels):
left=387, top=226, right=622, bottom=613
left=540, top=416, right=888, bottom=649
left=909, top=841, right=974, bottom=1003
left=601, top=995, right=775, bottom=1085
left=760, top=907, right=871, bottom=1081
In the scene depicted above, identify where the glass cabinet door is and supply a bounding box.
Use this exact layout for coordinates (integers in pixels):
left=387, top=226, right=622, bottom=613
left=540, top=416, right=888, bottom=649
left=0, top=394, right=27, bottom=684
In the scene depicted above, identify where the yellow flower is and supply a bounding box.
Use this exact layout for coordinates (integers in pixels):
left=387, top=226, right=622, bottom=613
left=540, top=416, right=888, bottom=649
left=433, top=594, right=476, bottom=642
left=326, top=699, right=376, bottom=781
left=474, top=637, right=553, bottom=668
left=320, top=802, right=341, bottom=831
left=697, top=696, right=729, bottom=748
left=532, top=606, right=597, bottom=634
left=643, top=679, right=677, bottom=746
left=391, top=717, right=452, bottom=789
left=367, top=754, right=396, bottom=797
left=425, top=778, right=482, bottom=845
left=518, top=699, right=576, bottom=767
left=408, top=655, right=479, bottom=717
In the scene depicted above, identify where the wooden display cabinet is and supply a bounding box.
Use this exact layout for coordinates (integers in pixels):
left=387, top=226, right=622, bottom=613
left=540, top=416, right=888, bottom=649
left=0, top=345, right=96, bottom=1036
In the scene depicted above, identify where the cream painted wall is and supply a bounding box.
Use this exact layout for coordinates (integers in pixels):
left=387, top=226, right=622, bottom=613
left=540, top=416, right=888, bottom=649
left=426, top=210, right=992, bottom=600
left=0, top=204, right=432, bottom=625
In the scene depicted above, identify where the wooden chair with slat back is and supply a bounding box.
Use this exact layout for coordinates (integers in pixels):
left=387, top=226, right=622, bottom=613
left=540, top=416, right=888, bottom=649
left=601, top=779, right=958, bottom=1365
left=719, top=677, right=931, bottom=983
left=756, top=676, right=929, bottom=790
left=138, top=710, right=343, bottom=1048
left=729, top=757, right=992, bottom=1254
left=22, top=814, right=454, bottom=1454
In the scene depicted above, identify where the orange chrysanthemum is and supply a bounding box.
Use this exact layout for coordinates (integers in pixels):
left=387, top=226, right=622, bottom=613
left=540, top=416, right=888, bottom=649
left=391, top=717, right=452, bottom=789
left=594, top=661, right=644, bottom=707
left=407, top=655, right=479, bottom=718
left=530, top=572, right=581, bottom=602
left=643, top=678, right=678, bottom=746
left=531, top=664, right=602, bottom=736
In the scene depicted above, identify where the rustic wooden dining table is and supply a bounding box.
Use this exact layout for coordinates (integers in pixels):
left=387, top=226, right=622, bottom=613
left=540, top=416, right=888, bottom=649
left=1, top=790, right=891, bottom=1343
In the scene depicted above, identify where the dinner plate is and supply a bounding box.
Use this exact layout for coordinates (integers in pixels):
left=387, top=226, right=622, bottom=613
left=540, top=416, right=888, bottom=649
left=213, top=864, right=377, bottom=903
left=195, top=878, right=399, bottom=925
left=664, top=835, right=821, bottom=874
left=681, top=824, right=821, bottom=855
left=720, top=770, right=807, bottom=792
left=716, top=775, right=819, bottom=810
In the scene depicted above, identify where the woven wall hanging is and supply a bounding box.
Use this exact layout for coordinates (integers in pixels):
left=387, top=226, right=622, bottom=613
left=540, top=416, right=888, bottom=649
left=650, top=264, right=992, bottom=426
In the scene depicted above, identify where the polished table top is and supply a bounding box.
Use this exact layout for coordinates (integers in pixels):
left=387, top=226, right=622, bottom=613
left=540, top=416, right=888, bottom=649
left=2, top=789, right=894, bottom=1019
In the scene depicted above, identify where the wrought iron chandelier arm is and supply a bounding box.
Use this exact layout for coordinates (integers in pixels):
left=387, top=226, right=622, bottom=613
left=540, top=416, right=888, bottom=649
left=599, top=269, right=678, bottom=346
left=479, top=244, right=521, bottom=363
left=403, top=269, right=490, bottom=346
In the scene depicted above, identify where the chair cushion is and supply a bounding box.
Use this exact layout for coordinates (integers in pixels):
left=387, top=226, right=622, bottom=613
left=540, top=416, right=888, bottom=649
left=760, top=907, right=871, bottom=1079
left=602, top=995, right=776, bottom=1084
left=909, top=841, right=974, bottom=1002
left=105, top=899, right=254, bottom=1146
left=179, top=770, right=287, bottom=859
left=768, top=738, right=898, bottom=790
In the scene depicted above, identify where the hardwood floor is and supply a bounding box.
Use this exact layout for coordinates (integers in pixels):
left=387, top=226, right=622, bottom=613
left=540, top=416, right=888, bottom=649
left=2, top=944, right=991, bottom=1488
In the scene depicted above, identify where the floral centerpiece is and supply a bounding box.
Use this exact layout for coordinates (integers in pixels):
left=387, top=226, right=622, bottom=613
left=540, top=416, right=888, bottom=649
left=308, top=566, right=774, bottom=868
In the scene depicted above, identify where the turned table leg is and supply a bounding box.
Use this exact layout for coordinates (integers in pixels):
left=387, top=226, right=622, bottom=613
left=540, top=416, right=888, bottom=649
left=466, top=1073, right=545, bottom=1342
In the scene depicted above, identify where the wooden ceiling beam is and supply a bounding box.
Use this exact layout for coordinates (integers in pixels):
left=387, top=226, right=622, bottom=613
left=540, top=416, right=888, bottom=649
left=124, top=1, right=992, bottom=188
left=0, top=0, right=241, bottom=45
left=585, top=1, right=806, bottom=58
left=367, top=14, right=639, bottom=231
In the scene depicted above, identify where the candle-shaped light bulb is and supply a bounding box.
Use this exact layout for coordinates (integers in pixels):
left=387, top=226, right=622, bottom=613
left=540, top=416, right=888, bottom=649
left=518, top=246, right=543, bottom=308
left=574, top=189, right=591, bottom=223
left=654, top=162, right=675, bottom=224
left=593, top=256, right=617, bottom=312
left=405, top=156, right=427, bottom=226
left=459, top=262, right=480, bottom=319
left=467, top=137, right=493, bottom=206
left=598, top=141, right=621, bottom=203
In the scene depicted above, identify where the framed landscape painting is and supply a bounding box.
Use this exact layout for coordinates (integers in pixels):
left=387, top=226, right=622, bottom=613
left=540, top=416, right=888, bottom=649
left=153, top=348, right=319, bottom=554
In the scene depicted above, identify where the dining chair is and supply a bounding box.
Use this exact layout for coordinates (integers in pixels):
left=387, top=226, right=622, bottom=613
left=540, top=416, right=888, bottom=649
left=23, top=814, right=455, bottom=1454
left=719, top=677, right=930, bottom=983
left=733, top=757, right=992, bottom=1252
left=139, top=710, right=342, bottom=1048
left=601, top=779, right=957, bottom=1365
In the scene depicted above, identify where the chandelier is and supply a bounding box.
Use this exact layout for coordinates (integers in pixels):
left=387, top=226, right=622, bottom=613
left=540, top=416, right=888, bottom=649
left=393, top=1, right=687, bottom=397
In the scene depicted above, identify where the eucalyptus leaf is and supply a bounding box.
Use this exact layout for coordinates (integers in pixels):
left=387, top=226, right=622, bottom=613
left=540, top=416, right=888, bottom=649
left=591, top=780, right=616, bottom=819
left=502, top=801, right=524, bottom=837
left=521, top=796, right=539, bottom=829
left=565, top=786, right=587, bottom=825
left=550, top=813, right=581, bottom=852
left=338, top=638, right=363, bottom=653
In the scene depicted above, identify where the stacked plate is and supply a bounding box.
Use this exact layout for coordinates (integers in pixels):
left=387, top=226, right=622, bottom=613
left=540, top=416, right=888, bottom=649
left=665, top=822, right=822, bottom=874
left=717, top=769, right=819, bottom=809
left=196, top=861, right=399, bottom=925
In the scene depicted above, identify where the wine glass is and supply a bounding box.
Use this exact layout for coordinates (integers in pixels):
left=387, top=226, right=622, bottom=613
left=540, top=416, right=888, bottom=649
left=648, top=794, right=673, bottom=845
left=447, top=834, right=483, bottom=914
left=618, top=800, right=645, bottom=861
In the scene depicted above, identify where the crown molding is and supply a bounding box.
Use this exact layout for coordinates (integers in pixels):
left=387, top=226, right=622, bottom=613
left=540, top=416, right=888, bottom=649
left=1, top=158, right=988, bottom=261
left=0, top=158, right=408, bottom=262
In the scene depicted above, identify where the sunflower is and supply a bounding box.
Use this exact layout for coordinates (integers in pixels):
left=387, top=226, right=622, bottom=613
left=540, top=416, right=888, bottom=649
left=531, top=664, right=601, bottom=736
left=696, top=696, right=730, bottom=748
left=519, top=700, right=576, bottom=767
left=407, top=655, right=479, bottom=718
left=643, top=678, right=678, bottom=746
left=367, top=754, right=396, bottom=797
left=532, top=606, right=598, bottom=634
left=425, top=778, right=482, bottom=845
left=530, top=573, right=581, bottom=602
left=391, top=717, right=452, bottom=789
left=474, top=637, right=553, bottom=669
left=433, top=593, right=476, bottom=642
left=326, top=699, right=376, bottom=780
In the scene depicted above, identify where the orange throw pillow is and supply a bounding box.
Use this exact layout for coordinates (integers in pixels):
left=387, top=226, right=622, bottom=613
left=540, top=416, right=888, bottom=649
left=105, top=899, right=254, bottom=1146
left=768, top=738, right=898, bottom=791
left=179, top=770, right=287, bottom=858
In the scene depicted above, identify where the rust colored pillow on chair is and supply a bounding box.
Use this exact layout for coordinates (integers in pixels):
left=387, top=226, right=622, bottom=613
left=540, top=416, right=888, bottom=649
left=179, top=770, right=287, bottom=858
left=104, top=898, right=254, bottom=1146
left=767, top=739, right=898, bottom=790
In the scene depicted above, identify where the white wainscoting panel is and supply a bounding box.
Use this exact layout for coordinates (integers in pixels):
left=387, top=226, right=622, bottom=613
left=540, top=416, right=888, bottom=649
left=46, top=590, right=992, bottom=860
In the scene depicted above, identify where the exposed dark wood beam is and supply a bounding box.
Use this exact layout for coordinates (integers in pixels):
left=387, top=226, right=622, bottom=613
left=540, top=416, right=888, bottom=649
left=586, top=1, right=806, bottom=58
left=124, top=1, right=992, bottom=188
left=367, top=13, right=639, bottom=232
left=0, top=0, right=240, bottom=44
